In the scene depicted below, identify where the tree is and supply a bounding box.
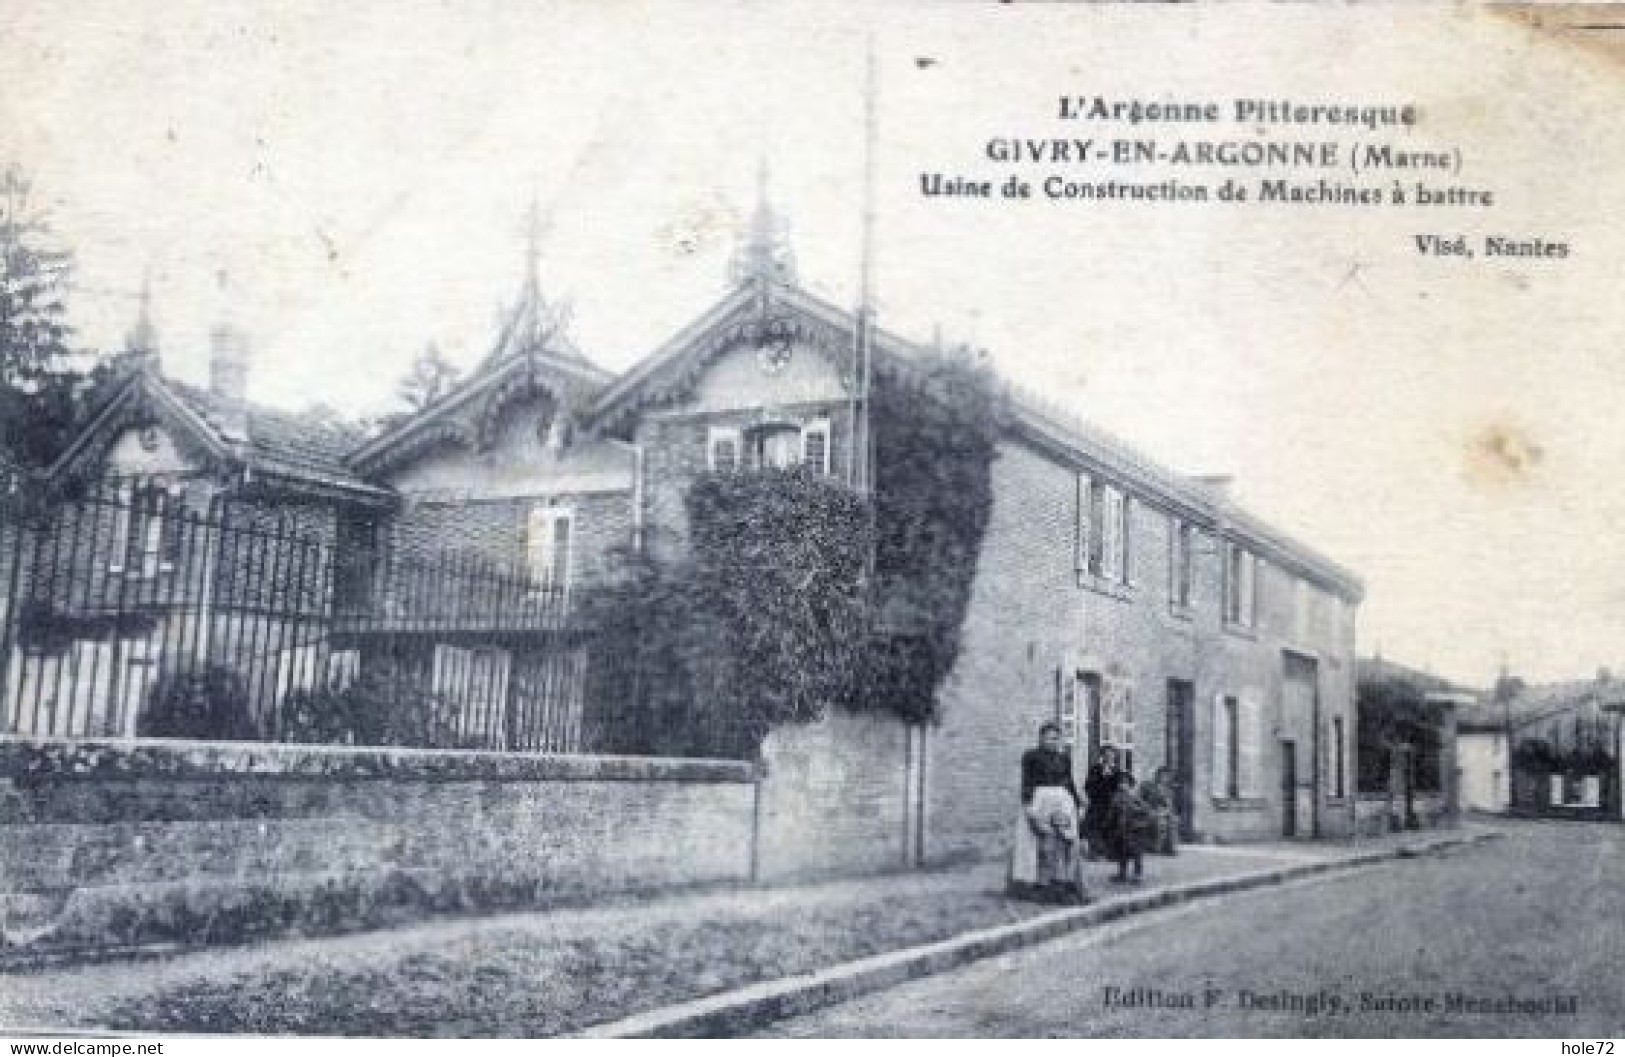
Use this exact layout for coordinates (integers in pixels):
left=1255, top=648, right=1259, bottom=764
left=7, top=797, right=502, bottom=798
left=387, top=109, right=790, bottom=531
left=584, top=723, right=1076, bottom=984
left=396, top=342, right=460, bottom=412
left=0, top=165, right=93, bottom=468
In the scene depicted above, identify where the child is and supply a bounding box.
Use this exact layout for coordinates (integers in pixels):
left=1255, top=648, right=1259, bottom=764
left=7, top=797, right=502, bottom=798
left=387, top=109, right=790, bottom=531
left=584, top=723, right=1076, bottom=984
left=1107, top=776, right=1156, bottom=883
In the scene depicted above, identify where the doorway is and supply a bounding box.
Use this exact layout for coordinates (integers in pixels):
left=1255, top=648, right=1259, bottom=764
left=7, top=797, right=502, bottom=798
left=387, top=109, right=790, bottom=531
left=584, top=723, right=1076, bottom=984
left=1165, top=679, right=1196, bottom=840
left=1280, top=740, right=1298, bottom=837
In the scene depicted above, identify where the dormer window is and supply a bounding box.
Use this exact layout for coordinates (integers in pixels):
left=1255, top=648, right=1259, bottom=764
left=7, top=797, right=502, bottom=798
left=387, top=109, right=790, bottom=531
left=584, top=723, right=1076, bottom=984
left=708, top=419, right=834, bottom=475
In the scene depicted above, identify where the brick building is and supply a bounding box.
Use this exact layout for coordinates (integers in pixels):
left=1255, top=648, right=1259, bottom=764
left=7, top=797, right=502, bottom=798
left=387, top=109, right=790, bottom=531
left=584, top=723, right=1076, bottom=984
left=349, top=195, right=1362, bottom=868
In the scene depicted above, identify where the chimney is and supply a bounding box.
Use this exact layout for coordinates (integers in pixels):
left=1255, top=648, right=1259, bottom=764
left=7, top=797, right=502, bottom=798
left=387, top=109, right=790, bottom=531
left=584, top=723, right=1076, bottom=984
left=209, top=323, right=250, bottom=441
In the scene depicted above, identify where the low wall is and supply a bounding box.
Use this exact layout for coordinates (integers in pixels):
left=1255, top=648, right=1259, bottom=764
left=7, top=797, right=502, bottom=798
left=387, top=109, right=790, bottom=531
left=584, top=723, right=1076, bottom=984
left=756, top=710, right=912, bottom=880
left=0, top=738, right=756, bottom=948
left=1353, top=791, right=1454, bottom=835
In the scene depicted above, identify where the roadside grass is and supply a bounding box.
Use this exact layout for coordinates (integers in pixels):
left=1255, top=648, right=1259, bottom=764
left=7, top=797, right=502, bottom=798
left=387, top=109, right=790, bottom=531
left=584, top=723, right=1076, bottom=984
left=44, top=886, right=1059, bottom=1036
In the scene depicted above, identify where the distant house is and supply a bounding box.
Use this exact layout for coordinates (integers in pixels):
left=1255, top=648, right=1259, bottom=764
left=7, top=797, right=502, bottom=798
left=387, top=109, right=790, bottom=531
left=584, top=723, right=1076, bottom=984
left=4, top=309, right=391, bottom=738
left=1458, top=702, right=1511, bottom=814
left=1489, top=673, right=1624, bottom=821
left=1354, top=657, right=1469, bottom=831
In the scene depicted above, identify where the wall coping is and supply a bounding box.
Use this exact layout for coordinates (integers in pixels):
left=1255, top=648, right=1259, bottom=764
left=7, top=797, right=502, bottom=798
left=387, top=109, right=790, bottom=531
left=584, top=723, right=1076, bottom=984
left=0, top=737, right=758, bottom=785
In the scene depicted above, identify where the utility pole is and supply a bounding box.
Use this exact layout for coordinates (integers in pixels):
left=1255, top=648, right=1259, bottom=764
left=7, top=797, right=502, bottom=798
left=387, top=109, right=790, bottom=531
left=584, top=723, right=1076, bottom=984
left=851, top=36, right=878, bottom=499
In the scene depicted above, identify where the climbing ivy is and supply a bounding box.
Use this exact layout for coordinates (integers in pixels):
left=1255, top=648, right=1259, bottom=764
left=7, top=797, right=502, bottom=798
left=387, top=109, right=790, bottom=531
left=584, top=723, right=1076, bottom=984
left=583, top=344, right=1005, bottom=752
left=849, top=345, right=1006, bottom=724
left=582, top=466, right=871, bottom=758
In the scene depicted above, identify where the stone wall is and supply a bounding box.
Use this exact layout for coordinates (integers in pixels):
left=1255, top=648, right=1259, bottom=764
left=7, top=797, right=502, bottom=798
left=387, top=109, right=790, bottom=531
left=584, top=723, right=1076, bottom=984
left=0, top=738, right=756, bottom=945
left=1355, top=792, right=1456, bottom=835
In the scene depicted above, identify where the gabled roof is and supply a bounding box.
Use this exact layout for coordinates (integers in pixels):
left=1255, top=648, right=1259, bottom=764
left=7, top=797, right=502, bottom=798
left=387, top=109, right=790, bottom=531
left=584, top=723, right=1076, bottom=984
left=348, top=346, right=614, bottom=476
left=48, top=366, right=391, bottom=502
left=582, top=276, right=1365, bottom=600
left=1458, top=676, right=1625, bottom=732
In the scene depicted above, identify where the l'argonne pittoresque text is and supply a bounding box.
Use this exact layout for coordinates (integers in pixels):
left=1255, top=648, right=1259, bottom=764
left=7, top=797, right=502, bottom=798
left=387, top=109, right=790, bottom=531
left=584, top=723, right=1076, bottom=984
left=916, top=94, right=1572, bottom=259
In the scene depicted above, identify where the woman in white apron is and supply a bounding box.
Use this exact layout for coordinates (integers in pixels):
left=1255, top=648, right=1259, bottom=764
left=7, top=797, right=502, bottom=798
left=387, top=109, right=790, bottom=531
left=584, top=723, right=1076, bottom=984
left=1010, top=722, right=1088, bottom=902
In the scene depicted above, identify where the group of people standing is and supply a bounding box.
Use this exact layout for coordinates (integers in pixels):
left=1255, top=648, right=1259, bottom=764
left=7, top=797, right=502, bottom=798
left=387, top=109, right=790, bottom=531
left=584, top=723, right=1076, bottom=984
left=1011, top=722, right=1178, bottom=903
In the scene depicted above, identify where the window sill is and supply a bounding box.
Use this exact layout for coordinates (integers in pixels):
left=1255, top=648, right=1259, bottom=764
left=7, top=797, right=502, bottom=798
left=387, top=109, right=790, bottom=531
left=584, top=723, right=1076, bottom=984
left=1078, top=572, right=1134, bottom=601
left=1210, top=796, right=1269, bottom=811
left=1167, top=604, right=1195, bottom=623
left=1222, top=622, right=1258, bottom=641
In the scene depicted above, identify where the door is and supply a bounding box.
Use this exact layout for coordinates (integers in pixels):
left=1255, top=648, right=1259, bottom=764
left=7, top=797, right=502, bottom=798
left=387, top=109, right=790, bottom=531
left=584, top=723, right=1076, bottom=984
left=1281, top=740, right=1298, bottom=837
left=1166, top=679, right=1195, bottom=839
left=1081, top=673, right=1103, bottom=764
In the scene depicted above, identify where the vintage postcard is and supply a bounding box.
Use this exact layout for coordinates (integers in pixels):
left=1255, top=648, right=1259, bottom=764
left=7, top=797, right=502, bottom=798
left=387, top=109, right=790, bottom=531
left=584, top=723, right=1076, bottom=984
left=0, top=0, right=1620, bottom=1043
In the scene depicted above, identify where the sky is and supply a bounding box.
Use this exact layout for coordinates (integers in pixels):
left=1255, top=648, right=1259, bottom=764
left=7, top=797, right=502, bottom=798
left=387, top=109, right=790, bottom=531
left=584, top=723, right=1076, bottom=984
left=2, top=1, right=1622, bottom=687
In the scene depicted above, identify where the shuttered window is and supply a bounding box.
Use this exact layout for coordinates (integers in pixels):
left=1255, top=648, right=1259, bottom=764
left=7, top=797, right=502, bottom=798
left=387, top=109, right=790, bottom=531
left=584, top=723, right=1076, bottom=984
left=525, top=503, right=574, bottom=591
left=1214, top=693, right=1241, bottom=799
left=1074, top=474, right=1091, bottom=576
left=1087, top=481, right=1105, bottom=576
left=1225, top=544, right=1258, bottom=628
left=1055, top=666, right=1079, bottom=747
left=1169, top=519, right=1194, bottom=609
left=1238, top=690, right=1262, bottom=797
left=707, top=426, right=741, bottom=473
left=1100, top=488, right=1121, bottom=583
left=1120, top=495, right=1135, bottom=584
left=1101, top=677, right=1135, bottom=772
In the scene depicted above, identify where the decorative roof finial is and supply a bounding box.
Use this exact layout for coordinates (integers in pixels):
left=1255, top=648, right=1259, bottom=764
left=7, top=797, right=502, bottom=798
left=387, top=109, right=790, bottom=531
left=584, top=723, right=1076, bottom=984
left=120, top=267, right=161, bottom=372
left=524, top=194, right=542, bottom=303
left=729, top=157, right=796, bottom=287
left=483, top=194, right=584, bottom=367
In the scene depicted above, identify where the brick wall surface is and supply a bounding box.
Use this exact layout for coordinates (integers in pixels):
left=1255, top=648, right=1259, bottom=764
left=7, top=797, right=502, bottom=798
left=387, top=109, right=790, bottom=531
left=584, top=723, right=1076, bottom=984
left=391, top=490, right=633, bottom=588
left=923, top=438, right=1361, bottom=860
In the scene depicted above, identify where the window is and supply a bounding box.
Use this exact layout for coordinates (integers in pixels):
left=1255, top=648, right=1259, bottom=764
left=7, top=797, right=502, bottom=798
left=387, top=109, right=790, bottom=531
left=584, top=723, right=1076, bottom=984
left=1119, top=495, right=1134, bottom=584
left=1056, top=666, right=1079, bottom=747
left=707, top=427, right=741, bottom=473
left=525, top=503, right=573, bottom=591
left=1076, top=475, right=1134, bottom=585
left=1101, top=677, right=1135, bottom=772
left=801, top=419, right=831, bottom=475
left=1100, top=488, right=1122, bottom=582
left=1213, top=692, right=1257, bottom=799
left=109, top=478, right=183, bottom=576
left=1169, top=519, right=1194, bottom=610
left=753, top=425, right=802, bottom=469
left=1224, top=696, right=1241, bottom=798
left=1224, top=543, right=1257, bottom=628
left=1333, top=715, right=1346, bottom=798
left=1087, top=480, right=1105, bottom=576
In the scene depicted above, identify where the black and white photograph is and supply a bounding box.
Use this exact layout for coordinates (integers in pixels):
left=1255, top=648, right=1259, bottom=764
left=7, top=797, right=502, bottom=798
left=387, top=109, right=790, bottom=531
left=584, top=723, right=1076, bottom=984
left=0, top=0, right=1620, bottom=1042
